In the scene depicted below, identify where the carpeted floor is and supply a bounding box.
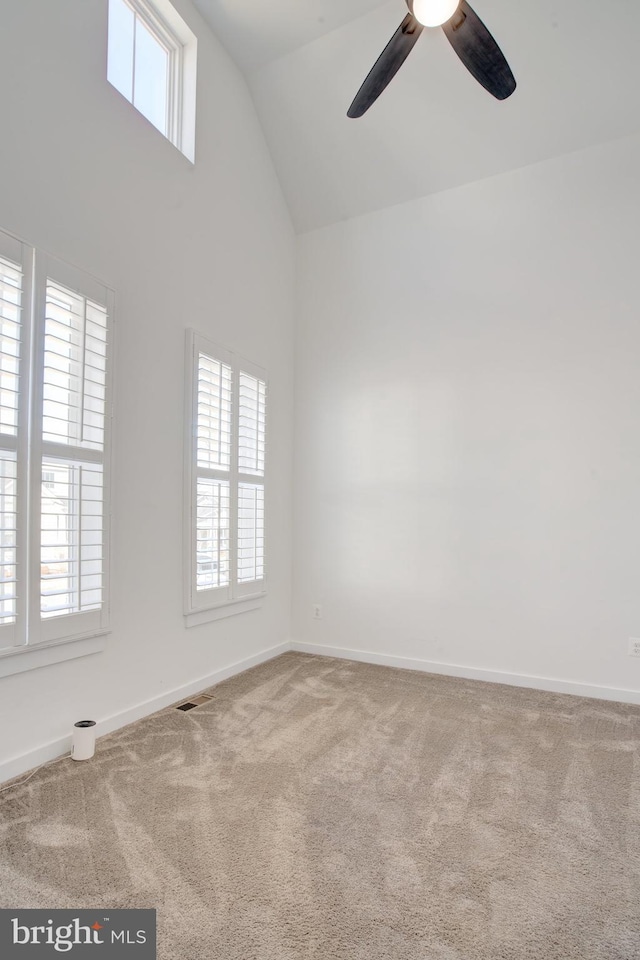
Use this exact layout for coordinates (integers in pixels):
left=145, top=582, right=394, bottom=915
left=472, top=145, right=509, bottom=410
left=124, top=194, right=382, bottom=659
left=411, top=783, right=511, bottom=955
left=1, top=652, right=639, bottom=959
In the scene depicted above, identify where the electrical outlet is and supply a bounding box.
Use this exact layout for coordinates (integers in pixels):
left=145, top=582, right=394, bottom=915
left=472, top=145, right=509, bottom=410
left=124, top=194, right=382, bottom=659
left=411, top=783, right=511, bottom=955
left=629, top=638, right=640, bottom=658
left=312, top=603, right=322, bottom=620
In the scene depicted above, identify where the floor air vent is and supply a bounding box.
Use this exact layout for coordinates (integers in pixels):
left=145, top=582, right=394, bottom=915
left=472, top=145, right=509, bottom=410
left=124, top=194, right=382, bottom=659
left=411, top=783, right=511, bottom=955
left=176, top=695, right=213, bottom=712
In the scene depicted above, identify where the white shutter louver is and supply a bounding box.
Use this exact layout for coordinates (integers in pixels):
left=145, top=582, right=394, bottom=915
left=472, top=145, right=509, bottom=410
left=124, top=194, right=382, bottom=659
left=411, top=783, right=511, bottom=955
left=40, top=462, right=104, bottom=617
left=237, top=372, right=265, bottom=588
left=238, top=372, right=266, bottom=476
left=43, top=283, right=107, bottom=450
left=197, top=355, right=232, bottom=471
left=196, top=479, right=230, bottom=590
left=0, top=257, right=21, bottom=438
left=237, top=483, right=264, bottom=583
left=40, top=278, right=109, bottom=626
left=0, top=255, right=22, bottom=632
left=0, top=455, right=17, bottom=625
left=195, top=355, right=232, bottom=593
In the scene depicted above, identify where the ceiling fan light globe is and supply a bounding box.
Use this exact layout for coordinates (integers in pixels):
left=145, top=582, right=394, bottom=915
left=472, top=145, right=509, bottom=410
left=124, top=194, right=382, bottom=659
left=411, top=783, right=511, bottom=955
left=412, top=0, right=460, bottom=28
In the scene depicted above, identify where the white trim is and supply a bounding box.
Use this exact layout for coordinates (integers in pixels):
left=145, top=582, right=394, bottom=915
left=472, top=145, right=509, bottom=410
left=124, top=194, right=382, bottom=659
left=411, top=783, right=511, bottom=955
left=0, top=632, right=106, bottom=679
left=185, top=593, right=265, bottom=627
left=290, top=642, right=640, bottom=706
left=0, top=641, right=289, bottom=785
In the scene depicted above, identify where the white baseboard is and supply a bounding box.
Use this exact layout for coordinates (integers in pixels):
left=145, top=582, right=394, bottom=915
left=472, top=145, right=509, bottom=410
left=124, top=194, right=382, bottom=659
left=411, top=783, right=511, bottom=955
left=291, top=641, right=640, bottom=706
left=4, top=638, right=638, bottom=787
left=0, top=642, right=290, bottom=786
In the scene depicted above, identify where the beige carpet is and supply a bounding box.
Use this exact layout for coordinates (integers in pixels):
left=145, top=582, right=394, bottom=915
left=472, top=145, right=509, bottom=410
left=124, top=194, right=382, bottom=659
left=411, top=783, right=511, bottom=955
left=1, top=652, right=639, bottom=959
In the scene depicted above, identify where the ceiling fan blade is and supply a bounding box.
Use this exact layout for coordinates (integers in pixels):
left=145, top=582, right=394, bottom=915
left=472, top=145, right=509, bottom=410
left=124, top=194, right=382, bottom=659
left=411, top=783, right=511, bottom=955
left=441, top=1, right=516, bottom=100
left=348, top=14, right=424, bottom=119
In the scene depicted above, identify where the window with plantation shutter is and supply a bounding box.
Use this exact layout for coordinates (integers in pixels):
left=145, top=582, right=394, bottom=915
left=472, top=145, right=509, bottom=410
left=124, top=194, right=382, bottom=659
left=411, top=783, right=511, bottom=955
left=195, top=353, right=231, bottom=592
left=38, top=276, right=109, bottom=633
left=0, top=242, right=24, bottom=650
left=0, top=227, right=114, bottom=678
left=185, top=331, right=266, bottom=624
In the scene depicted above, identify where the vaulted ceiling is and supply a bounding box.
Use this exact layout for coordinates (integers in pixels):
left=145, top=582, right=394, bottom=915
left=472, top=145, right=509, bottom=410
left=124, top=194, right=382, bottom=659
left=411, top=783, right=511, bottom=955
left=194, top=0, right=640, bottom=232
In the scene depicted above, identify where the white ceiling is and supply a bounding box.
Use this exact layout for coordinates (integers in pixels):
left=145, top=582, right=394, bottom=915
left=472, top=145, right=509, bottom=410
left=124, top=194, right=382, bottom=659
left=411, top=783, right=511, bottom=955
left=195, top=0, right=640, bottom=233
left=193, top=0, right=388, bottom=71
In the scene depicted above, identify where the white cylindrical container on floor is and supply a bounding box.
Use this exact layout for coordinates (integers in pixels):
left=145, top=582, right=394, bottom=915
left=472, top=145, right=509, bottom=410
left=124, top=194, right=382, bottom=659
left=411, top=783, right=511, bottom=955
left=72, top=720, right=96, bottom=761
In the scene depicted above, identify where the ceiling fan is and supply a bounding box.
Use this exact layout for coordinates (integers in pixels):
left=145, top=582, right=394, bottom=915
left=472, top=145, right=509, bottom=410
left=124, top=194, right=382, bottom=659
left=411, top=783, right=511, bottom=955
left=347, top=0, right=516, bottom=118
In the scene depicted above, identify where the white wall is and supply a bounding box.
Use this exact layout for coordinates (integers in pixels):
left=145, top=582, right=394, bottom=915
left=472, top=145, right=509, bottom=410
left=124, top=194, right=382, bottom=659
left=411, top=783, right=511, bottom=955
left=0, top=0, right=294, bottom=776
left=294, top=134, right=640, bottom=701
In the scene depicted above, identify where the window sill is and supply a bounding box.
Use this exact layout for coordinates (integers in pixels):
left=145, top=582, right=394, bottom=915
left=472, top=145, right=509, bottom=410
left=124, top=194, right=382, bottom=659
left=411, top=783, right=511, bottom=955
left=185, top=594, right=265, bottom=628
left=0, top=632, right=107, bottom=678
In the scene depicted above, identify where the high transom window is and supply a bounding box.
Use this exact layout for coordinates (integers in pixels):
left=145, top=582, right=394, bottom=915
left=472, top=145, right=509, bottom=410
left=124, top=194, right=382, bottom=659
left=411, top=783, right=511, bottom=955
left=107, top=0, right=197, bottom=162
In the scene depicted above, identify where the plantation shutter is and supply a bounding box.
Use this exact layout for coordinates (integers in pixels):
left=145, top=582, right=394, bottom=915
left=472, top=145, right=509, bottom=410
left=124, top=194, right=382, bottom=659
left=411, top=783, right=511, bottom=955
left=186, top=332, right=266, bottom=616
left=236, top=370, right=265, bottom=594
left=32, top=255, right=113, bottom=645
left=195, top=352, right=232, bottom=601
left=0, top=232, right=27, bottom=651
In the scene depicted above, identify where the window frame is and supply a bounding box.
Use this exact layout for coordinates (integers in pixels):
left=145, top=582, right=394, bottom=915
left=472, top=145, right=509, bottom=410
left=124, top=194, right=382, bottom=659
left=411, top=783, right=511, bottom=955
left=184, top=331, right=266, bottom=627
left=131, top=0, right=182, bottom=146
left=0, top=228, right=115, bottom=679
left=107, top=0, right=197, bottom=163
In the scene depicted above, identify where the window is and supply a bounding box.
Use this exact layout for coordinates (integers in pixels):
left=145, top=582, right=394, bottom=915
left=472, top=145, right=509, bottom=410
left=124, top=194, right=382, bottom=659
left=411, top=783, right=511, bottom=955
left=0, top=228, right=114, bottom=678
left=184, top=332, right=266, bottom=624
left=107, top=0, right=197, bottom=162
